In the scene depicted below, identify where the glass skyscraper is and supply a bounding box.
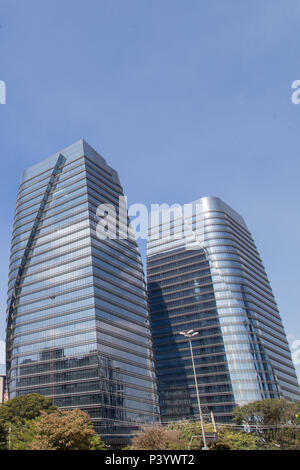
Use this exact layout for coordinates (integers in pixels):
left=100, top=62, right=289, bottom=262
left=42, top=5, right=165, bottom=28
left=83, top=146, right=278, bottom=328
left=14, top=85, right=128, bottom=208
left=0, top=375, right=5, bottom=403
left=147, top=197, right=300, bottom=423
left=6, top=140, right=159, bottom=446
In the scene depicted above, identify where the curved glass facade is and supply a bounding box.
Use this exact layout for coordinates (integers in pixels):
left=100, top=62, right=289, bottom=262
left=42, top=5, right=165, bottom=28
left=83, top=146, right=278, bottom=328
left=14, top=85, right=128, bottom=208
left=6, top=140, right=159, bottom=446
left=147, top=196, right=300, bottom=423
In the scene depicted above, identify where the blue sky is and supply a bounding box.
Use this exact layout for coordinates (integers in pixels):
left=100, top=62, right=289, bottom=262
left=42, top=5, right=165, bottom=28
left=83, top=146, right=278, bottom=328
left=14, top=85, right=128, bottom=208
left=0, top=0, right=300, bottom=377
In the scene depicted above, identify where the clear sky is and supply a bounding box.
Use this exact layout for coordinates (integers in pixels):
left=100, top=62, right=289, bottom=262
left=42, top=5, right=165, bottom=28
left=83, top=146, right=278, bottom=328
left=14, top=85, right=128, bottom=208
left=0, top=0, right=300, bottom=378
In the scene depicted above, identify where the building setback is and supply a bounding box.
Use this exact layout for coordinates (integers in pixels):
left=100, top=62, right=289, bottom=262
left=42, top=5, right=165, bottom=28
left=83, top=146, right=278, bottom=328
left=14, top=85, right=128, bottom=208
left=147, top=197, right=300, bottom=423
left=6, top=140, right=159, bottom=446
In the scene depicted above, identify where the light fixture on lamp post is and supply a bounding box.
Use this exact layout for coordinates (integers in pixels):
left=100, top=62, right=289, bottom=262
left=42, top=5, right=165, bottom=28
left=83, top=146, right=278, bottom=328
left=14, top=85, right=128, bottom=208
left=179, top=329, right=209, bottom=450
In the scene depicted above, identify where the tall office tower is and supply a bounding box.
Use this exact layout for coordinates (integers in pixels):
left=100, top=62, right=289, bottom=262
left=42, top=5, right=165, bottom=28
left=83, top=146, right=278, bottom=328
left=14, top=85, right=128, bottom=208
left=0, top=375, right=6, bottom=403
left=147, top=197, right=300, bottom=423
left=6, top=140, right=159, bottom=446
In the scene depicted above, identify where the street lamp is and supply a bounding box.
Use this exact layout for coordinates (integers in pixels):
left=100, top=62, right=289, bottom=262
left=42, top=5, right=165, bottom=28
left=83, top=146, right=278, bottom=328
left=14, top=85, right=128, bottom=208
left=179, top=329, right=209, bottom=451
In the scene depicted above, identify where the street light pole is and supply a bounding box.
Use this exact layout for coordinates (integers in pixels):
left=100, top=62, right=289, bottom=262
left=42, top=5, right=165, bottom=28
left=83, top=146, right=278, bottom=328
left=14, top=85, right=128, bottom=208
left=179, top=329, right=209, bottom=451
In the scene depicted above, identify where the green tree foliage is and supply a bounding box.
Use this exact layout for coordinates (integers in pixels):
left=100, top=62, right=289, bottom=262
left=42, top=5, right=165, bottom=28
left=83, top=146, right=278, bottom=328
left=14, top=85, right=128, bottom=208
left=233, top=399, right=300, bottom=450
left=233, top=399, right=300, bottom=427
left=210, top=427, right=259, bottom=450
left=10, top=420, right=36, bottom=450
left=167, top=420, right=215, bottom=449
left=30, top=409, right=106, bottom=450
left=127, top=414, right=300, bottom=451
left=129, top=422, right=218, bottom=450
left=168, top=421, right=259, bottom=450
left=259, top=428, right=300, bottom=450
left=0, top=394, right=57, bottom=425
left=0, top=419, right=8, bottom=450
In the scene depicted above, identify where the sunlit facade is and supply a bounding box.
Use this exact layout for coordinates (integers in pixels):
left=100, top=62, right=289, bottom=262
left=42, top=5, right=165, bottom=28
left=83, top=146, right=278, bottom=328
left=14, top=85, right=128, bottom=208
left=0, top=375, right=5, bottom=403
left=147, top=197, right=300, bottom=423
left=6, top=140, right=159, bottom=446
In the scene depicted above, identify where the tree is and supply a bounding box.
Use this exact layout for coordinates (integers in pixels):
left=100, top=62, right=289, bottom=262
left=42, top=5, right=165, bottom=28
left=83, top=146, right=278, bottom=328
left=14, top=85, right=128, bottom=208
left=0, top=419, right=8, bottom=450
left=30, top=409, right=106, bottom=450
left=210, top=427, right=259, bottom=450
left=10, top=420, right=36, bottom=450
left=167, top=420, right=216, bottom=449
left=0, top=394, right=57, bottom=425
left=129, top=421, right=260, bottom=450
left=259, top=427, right=300, bottom=450
left=129, top=425, right=185, bottom=450
left=233, top=399, right=300, bottom=427
left=233, top=399, right=300, bottom=450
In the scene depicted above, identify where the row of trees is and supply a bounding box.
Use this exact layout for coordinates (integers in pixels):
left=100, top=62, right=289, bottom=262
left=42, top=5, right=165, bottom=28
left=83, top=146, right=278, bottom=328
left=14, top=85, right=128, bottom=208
left=128, top=399, right=300, bottom=450
left=128, top=423, right=260, bottom=450
left=0, top=395, right=299, bottom=450
left=0, top=394, right=106, bottom=450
